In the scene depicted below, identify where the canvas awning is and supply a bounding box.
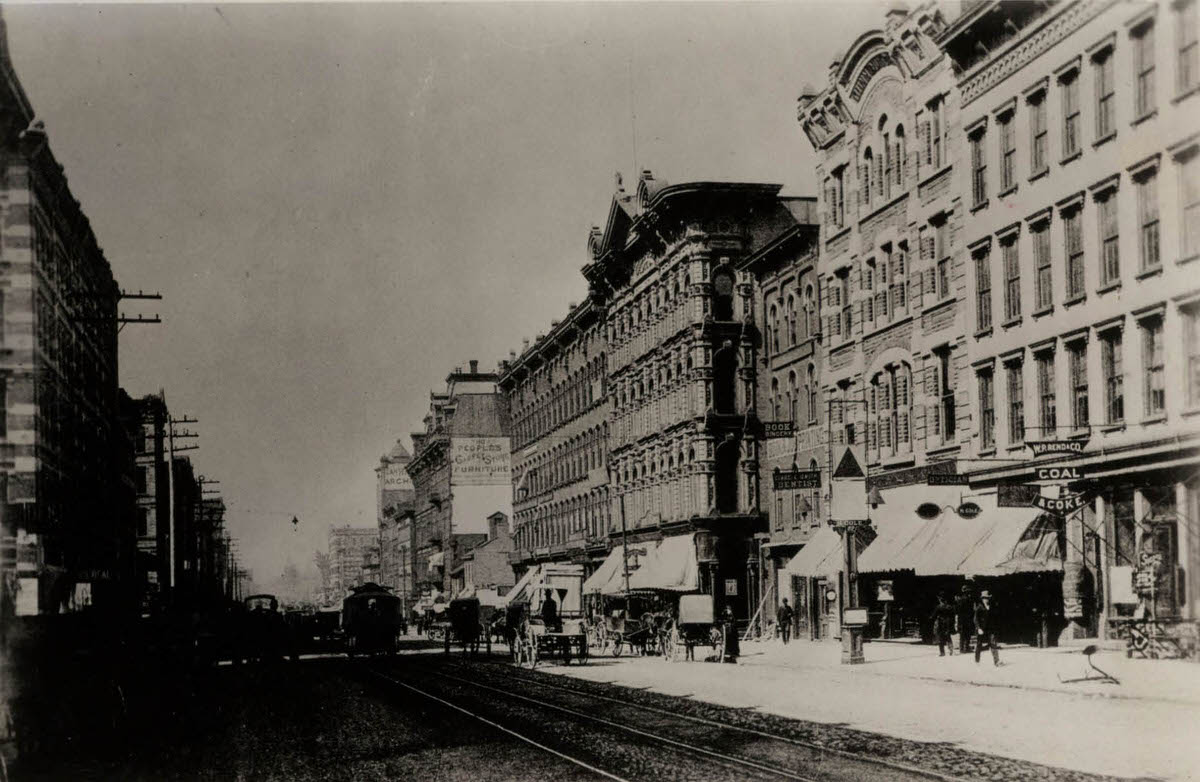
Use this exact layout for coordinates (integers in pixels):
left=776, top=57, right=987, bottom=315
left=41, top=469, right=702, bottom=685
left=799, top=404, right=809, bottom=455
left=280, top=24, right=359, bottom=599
left=960, top=512, right=1062, bottom=576
left=582, top=547, right=625, bottom=595
left=627, top=534, right=699, bottom=592
left=500, top=564, right=541, bottom=607
left=857, top=514, right=928, bottom=574
left=783, top=526, right=843, bottom=578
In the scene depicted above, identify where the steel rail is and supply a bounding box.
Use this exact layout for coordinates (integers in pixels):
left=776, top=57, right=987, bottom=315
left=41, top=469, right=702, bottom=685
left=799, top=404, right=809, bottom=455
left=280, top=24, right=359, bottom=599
left=361, top=666, right=631, bottom=782
left=435, top=657, right=962, bottom=782
left=390, top=662, right=847, bottom=782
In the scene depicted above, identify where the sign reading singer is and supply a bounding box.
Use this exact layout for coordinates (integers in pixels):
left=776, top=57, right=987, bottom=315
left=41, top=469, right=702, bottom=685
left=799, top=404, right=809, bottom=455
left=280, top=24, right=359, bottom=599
left=763, top=421, right=796, bottom=438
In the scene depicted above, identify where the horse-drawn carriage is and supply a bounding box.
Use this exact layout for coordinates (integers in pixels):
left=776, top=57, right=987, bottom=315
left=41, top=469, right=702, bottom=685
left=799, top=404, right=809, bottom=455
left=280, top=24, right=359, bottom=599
left=442, top=597, right=494, bottom=656
left=506, top=586, right=589, bottom=668
left=660, top=594, right=723, bottom=662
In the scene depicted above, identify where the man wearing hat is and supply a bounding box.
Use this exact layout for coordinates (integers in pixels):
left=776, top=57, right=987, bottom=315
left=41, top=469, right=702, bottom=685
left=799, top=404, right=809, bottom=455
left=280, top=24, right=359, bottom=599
left=954, top=583, right=975, bottom=654
left=974, top=590, right=1001, bottom=666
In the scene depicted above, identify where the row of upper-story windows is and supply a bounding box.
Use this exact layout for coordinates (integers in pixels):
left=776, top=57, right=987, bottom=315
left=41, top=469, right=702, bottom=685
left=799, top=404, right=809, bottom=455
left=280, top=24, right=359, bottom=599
left=520, top=423, right=608, bottom=498
left=974, top=308, right=1172, bottom=452
left=971, top=147, right=1198, bottom=334
left=608, top=269, right=690, bottom=345
left=610, top=439, right=698, bottom=489
left=514, top=488, right=610, bottom=551
left=969, top=2, right=1197, bottom=209
left=768, top=364, right=818, bottom=425
left=613, top=345, right=692, bottom=411
left=765, top=282, right=818, bottom=355
left=511, top=354, right=606, bottom=449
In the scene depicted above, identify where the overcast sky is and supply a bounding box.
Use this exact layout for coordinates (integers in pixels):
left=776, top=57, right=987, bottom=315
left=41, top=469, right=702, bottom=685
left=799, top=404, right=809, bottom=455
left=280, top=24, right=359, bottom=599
left=4, top=1, right=896, bottom=584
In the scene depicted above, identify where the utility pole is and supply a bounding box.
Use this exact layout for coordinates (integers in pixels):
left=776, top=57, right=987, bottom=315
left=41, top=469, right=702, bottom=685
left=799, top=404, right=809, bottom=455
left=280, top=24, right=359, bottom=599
left=163, top=399, right=198, bottom=597
left=619, top=492, right=631, bottom=617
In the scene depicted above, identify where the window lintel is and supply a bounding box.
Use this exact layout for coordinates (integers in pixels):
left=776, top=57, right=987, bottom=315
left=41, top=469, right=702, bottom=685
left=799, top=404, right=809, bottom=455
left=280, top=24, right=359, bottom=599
left=1088, top=173, right=1121, bottom=195
left=996, top=221, right=1021, bottom=241
left=1025, top=206, right=1053, bottom=226
left=1023, top=76, right=1048, bottom=100
left=1056, top=190, right=1086, bottom=211
left=1054, top=55, right=1081, bottom=81
left=1087, top=31, right=1117, bottom=60
left=992, top=96, right=1017, bottom=118
left=1127, top=151, right=1162, bottom=178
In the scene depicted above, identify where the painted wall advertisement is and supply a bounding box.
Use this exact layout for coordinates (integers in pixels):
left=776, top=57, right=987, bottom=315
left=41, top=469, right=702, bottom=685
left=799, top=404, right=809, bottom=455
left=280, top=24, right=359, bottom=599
left=450, top=437, right=511, bottom=486
left=382, top=461, right=413, bottom=491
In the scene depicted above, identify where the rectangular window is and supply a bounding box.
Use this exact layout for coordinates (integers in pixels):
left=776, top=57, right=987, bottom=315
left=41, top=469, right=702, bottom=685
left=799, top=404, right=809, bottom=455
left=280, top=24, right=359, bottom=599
left=935, top=219, right=950, bottom=299
left=1097, top=190, right=1120, bottom=284
left=1002, top=237, right=1021, bottom=321
left=1186, top=306, right=1200, bottom=407
left=1069, top=341, right=1089, bottom=429
left=1036, top=350, right=1056, bottom=434
left=1143, top=317, right=1165, bottom=416
left=1061, top=71, right=1080, bottom=158
left=999, top=112, right=1016, bottom=191
left=1180, top=0, right=1198, bottom=95
left=833, top=166, right=846, bottom=228
left=1134, top=22, right=1157, bottom=118
left=974, top=247, right=993, bottom=326
left=971, top=130, right=987, bottom=205
left=979, top=370, right=995, bottom=450
left=927, top=96, right=944, bottom=169
left=1033, top=221, right=1052, bottom=310
left=135, top=466, right=148, bottom=494
left=1029, top=92, right=1047, bottom=175
left=1138, top=170, right=1161, bottom=270
left=1101, top=330, right=1124, bottom=424
left=1007, top=361, right=1025, bottom=443
left=1095, top=50, right=1115, bottom=139
left=1181, top=150, right=1200, bottom=258
left=1065, top=208, right=1085, bottom=299
left=941, top=352, right=956, bottom=443
left=0, top=384, right=6, bottom=439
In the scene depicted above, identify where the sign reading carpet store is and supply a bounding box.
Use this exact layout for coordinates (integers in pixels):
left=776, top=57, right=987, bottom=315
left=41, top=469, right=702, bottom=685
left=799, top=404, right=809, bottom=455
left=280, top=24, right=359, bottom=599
left=451, top=437, right=512, bottom=485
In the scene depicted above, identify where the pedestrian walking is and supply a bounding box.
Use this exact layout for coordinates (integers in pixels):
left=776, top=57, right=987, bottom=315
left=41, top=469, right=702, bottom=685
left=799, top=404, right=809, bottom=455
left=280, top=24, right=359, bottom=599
left=720, top=604, right=740, bottom=663
left=930, top=592, right=955, bottom=656
left=974, top=590, right=1001, bottom=666
left=954, top=584, right=974, bottom=653
left=776, top=598, right=794, bottom=645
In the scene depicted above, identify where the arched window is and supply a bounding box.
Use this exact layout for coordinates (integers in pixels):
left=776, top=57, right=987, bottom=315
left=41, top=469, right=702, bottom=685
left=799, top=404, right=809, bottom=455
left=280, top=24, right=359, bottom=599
left=862, top=147, right=873, bottom=206
left=771, top=378, right=780, bottom=419
left=804, top=284, right=815, bottom=337
left=787, top=294, right=797, bottom=346
left=878, top=114, right=891, bottom=201
left=807, top=364, right=817, bottom=423
left=788, top=371, right=798, bottom=422
left=767, top=304, right=778, bottom=354
left=712, top=269, right=735, bottom=321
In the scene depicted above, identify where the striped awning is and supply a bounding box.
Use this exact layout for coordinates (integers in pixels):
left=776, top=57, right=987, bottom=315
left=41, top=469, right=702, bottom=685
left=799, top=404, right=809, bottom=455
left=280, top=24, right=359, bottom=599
left=783, top=526, right=843, bottom=578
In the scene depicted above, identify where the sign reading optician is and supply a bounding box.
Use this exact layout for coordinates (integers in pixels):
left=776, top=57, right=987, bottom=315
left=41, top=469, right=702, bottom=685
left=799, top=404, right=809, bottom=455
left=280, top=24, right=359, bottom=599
left=450, top=437, right=512, bottom=485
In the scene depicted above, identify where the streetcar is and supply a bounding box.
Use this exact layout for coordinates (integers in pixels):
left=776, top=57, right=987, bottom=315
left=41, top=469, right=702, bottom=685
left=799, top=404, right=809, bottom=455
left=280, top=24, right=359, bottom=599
left=341, top=582, right=403, bottom=656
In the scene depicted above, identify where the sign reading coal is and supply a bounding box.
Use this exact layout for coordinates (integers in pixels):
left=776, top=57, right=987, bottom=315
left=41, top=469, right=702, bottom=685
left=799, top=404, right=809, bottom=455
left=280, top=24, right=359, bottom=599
left=774, top=469, right=821, bottom=489
left=1027, top=439, right=1088, bottom=456
left=1036, top=466, right=1085, bottom=481
left=763, top=421, right=796, bottom=439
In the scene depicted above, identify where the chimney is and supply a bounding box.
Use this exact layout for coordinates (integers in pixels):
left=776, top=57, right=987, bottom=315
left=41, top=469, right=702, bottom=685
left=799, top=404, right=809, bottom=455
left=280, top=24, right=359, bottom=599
left=469, top=359, right=478, bottom=374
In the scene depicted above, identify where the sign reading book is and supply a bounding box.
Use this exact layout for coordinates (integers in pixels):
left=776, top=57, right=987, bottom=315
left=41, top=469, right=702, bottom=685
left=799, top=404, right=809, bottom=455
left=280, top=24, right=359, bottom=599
left=763, top=421, right=796, bottom=438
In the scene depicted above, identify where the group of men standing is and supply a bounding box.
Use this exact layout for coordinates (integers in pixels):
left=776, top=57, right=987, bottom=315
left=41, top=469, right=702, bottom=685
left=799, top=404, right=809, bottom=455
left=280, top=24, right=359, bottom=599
left=932, top=585, right=1000, bottom=665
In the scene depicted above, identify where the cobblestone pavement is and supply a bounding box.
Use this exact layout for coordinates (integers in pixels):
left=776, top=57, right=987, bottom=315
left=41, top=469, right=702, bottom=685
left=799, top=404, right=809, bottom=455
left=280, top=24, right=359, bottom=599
left=424, top=654, right=1150, bottom=782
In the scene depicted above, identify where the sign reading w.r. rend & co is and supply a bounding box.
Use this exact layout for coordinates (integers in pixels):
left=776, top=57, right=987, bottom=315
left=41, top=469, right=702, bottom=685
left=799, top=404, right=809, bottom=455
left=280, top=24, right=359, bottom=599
left=763, top=421, right=796, bottom=439
left=774, top=469, right=821, bottom=490
left=1026, top=439, right=1089, bottom=456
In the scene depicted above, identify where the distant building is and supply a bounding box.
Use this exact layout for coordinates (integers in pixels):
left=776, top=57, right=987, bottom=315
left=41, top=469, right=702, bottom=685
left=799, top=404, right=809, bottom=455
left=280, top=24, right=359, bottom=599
left=407, top=360, right=512, bottom=600
left=376, top=438, right=416, bottom=602
left=327, top=525, right=380, bottom=600
left=450, top=511, right=515, bottom=599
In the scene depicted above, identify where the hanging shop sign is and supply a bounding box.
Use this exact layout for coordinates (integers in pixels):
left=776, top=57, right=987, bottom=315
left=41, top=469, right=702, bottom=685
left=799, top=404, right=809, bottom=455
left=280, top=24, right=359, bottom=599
left=1035, top=466, right=1086, bottom=481
left=1027, top=439, right=1089, bottom=456
left=998, top=483, right=1041, bottom=507
left=763, top=421, right=796, bottom=438
left=876, top=580, right=894, bottom=601
left=916, top=502, right=942, bottom=520
left=774, top=469, right=821, bottom=489
left=1031, top=490, right=1092, bottom=515
left=724, top=579, right=738, bottom=597
left=956, top=502, right=982, bottom=519
left=927, top=473, right=969, bottom=486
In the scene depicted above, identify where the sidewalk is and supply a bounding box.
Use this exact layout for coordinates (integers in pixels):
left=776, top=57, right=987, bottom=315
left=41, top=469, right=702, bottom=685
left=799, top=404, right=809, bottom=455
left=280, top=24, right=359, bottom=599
left=538, top=638, right=1200, bottom=781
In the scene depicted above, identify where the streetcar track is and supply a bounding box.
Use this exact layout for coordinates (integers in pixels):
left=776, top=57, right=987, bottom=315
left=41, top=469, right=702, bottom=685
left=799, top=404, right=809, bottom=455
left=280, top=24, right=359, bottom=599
left=364, top=660, right=817, bottom=781
left=434, top=655, right=961, bottom=782
left=361, top=665, right=631, bottom=782
left=381, top=659, right=922, bottom=782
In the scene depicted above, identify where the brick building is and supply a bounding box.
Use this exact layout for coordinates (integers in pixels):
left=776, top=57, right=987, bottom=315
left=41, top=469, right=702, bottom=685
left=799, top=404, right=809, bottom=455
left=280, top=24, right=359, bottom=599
left=375, top=439, right=415, bottom=601
left=327, top=525, right=379, bottom=600
left=499, top=298, right=611, bottom=579
left=406, top=361, right=512, bottom=601
left=0, top=10, right=134, bottom=617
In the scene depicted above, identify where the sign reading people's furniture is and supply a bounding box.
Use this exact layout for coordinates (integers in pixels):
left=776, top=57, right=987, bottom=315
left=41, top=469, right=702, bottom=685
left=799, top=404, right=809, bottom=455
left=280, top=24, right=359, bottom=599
left=450, top=437, right=511, bottom=485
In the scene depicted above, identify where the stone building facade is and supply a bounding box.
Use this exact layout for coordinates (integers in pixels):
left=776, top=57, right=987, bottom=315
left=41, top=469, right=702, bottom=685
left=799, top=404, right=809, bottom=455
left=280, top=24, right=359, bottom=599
left=326, top=525, right=379, bottom=601
left=499, top=299, right=611, bottom=576
left=940, top=0, right=1200, bottom=642
left=796, top=0, right=1200, bottom=648
left=582, top=172, right=801, bottom=619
